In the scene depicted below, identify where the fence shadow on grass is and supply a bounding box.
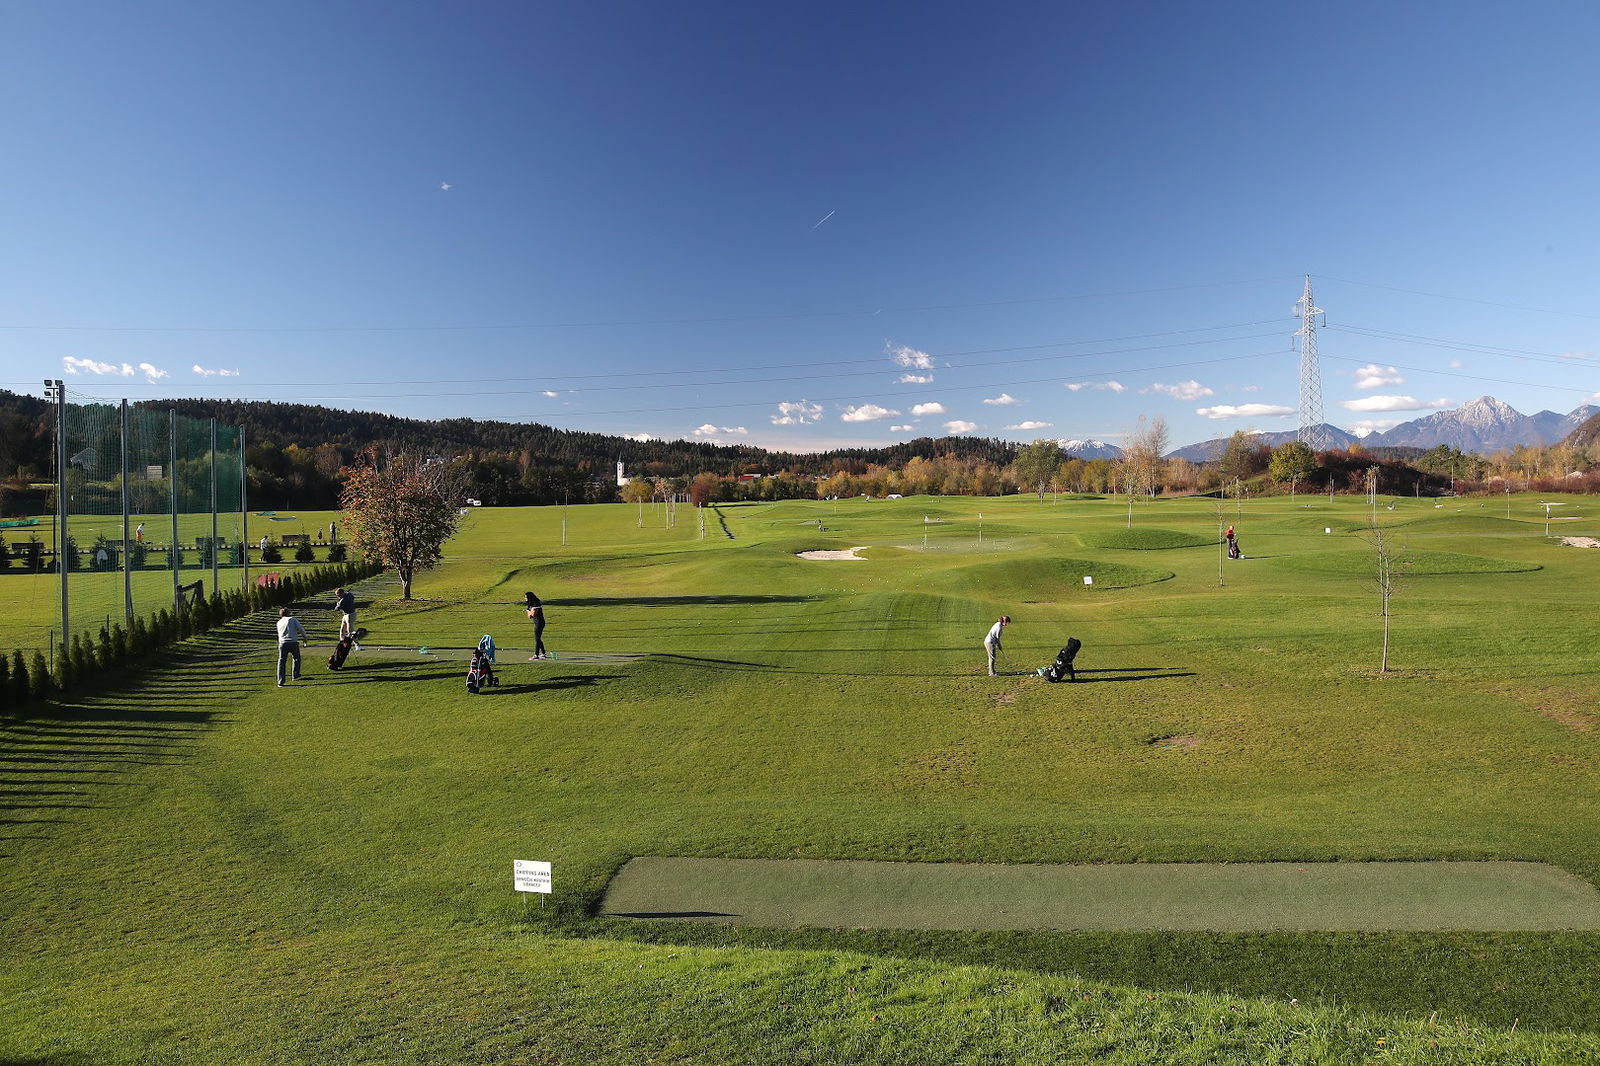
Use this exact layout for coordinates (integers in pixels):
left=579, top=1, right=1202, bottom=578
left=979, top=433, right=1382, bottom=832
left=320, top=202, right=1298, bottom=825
left=0, top=626, right=267, bottom=856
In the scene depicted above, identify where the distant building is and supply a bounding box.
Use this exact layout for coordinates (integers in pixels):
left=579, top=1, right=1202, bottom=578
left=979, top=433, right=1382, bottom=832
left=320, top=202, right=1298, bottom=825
left=616, top=461, right=630, bottom=487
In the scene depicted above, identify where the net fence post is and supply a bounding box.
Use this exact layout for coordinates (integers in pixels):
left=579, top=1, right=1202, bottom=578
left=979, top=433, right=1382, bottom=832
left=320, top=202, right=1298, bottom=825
left=121, top=400, right=133, bottom=625
left=170, top=409, right=180, bottom=614
left=54, top=380, right=69, bottom=646
left=210, top=418, right=219, bottom=595
left=240, top=431, right=249, bottom=592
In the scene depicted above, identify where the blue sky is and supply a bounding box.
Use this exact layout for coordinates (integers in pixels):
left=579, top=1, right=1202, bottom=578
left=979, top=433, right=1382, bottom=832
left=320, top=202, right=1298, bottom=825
left=4, top=2, right=1600, bottom=451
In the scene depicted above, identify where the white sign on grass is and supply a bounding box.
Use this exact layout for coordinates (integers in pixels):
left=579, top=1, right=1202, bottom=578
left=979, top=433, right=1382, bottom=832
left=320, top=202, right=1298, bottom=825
left=514, top=860, right=552, bottom=894
left=1083, top=576, right=1093, bottom=586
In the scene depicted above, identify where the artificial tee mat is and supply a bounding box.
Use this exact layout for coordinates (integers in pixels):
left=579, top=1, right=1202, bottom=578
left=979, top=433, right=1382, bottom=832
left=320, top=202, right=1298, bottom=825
left=600, top=857, right=1600, bottom=932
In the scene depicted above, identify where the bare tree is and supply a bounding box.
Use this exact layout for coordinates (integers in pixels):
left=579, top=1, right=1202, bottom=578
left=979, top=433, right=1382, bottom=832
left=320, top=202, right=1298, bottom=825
left=340, top=451, right=471, bottom=600
left=1364, top=517, right=1410, bottom=675
left=1118, top=415, right=1169, bottom=528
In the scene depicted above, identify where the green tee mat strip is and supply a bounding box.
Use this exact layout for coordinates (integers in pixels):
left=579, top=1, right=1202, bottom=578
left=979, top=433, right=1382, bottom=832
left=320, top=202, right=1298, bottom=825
left=600, top=858, right=1600, bottom=932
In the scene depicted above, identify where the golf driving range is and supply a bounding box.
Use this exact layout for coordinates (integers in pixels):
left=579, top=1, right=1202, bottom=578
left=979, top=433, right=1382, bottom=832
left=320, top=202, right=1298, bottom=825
left=5, top=491, right=1600, bottom=1064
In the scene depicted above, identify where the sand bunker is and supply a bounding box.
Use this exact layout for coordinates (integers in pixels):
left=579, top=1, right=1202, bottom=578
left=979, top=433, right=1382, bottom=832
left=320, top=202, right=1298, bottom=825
left=1560, top=537, right=1600, bottom=548
left=796, top=547, right=869, bottom=560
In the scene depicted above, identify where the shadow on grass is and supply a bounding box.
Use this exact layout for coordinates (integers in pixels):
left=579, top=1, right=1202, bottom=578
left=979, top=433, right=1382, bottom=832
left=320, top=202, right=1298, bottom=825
left=0, top=627, right=262, bottom=853
left=1069, top=668, right=1198, bottom=684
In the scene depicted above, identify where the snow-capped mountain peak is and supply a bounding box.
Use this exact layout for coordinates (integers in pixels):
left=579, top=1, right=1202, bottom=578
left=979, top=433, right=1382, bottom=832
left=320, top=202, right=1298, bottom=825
left=1056, top=438, right=1123, bottom=459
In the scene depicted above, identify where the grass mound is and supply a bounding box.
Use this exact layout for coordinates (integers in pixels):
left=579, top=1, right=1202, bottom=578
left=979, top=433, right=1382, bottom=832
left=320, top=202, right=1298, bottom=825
left=1272, top=549, right=1541, bottom=576
left=930, top=555, right=1173, bottom=598
left=1388, top=514, right=1540, bottom=534
left=1077, top=527, right=1213, bottom=550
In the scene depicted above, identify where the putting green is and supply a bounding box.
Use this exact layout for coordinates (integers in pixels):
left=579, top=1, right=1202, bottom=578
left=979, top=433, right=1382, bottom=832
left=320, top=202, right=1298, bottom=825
left=600, top=857, right=1600, bottom=931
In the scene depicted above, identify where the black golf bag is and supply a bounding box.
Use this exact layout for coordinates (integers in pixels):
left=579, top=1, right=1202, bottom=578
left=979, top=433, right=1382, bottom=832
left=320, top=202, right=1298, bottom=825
left=327, top=635, right=355, bottom=671
left=1227, top=538, right=1242, bottom=559
left=466, top=650, right=498, bottom=693
left=1044, top=637, right=1081, bottom=683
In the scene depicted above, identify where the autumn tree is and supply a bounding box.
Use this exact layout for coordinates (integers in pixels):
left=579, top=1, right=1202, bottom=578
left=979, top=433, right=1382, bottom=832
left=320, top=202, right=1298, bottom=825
left=339, top=451, right=470, bottom=600
left=1268, top=441, right=1317, bottom=497
left=1013, top=439, right=1063, bottom=498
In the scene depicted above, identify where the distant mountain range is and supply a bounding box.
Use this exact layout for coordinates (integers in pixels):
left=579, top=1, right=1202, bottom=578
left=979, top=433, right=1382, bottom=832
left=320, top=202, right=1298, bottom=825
left=1161, top=397, right=1597, bottom=460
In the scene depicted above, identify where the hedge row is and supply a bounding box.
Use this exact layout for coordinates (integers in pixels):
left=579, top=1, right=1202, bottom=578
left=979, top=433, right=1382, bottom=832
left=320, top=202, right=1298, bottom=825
left=0, top=558, right=383, bottom=715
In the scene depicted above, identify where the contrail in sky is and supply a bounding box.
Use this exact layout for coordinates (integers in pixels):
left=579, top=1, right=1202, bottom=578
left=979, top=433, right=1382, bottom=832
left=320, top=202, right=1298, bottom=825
left=810, top=210, right=836, bottom=232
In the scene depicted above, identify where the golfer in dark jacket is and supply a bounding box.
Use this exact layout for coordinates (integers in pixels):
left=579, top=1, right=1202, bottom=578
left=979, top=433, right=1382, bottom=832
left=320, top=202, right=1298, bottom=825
left=524, top=591, right=548, bottom=659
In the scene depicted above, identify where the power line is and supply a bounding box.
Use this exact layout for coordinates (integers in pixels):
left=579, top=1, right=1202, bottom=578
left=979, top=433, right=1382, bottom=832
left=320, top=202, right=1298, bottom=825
left=3, top=322, right=1288, bottom=400
left=30, top=330, right=1289, bottom=403
left=466, top=351, right=1284, bottom=421
left=1315, top=274, right=1600, bottom=323
left=1331, top=323, right=1600, bottom=368
left=1320, top=353, right=1600, bottom=398
left=0, top=275, right=1295, bottom=334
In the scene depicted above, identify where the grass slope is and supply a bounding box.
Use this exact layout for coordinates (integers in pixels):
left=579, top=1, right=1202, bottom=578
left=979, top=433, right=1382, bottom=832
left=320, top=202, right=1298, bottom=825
left=5, top=492, right=1600, bottom=1062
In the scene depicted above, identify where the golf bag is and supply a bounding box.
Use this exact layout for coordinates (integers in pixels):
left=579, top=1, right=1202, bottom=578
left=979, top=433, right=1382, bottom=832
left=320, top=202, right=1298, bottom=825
left=1227, top=537, right=1242, bottom=559
left=327, top=635, right=355, bottom=671
left=1043, top=637, right=1081, bottom=683
left=466, top=648, right=499, bottom=693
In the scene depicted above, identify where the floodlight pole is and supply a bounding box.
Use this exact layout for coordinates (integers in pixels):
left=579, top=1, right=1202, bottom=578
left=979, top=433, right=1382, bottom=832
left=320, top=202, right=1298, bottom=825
left=120, top=400, right=133, bottom=625
left=170, top=410, right=181, bottom=613
left=240, top=433, right=250, bottom=592
left=47, top=379, right=68, bottom=642
left=210, top=418, right=219, bottom=595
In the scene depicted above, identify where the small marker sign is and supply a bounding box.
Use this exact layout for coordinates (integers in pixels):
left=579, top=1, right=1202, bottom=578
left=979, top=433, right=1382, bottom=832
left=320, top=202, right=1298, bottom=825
left=514, top=860, right=552, bottom=894
left=1083, top=576, right=1094, bottom=586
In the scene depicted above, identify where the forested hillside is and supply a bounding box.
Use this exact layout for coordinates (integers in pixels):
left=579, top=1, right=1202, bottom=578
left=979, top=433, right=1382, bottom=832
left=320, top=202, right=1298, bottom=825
left=0, top=390, right=1019, bottom=510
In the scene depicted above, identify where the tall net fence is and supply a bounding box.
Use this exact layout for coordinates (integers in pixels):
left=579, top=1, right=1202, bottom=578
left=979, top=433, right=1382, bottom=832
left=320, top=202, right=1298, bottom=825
left=35, top=398, right=250, bottom=651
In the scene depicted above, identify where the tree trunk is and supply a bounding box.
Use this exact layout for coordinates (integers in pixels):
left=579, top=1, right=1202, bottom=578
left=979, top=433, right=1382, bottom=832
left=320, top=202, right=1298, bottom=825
left=1381, top=595, right=1391, bottom=674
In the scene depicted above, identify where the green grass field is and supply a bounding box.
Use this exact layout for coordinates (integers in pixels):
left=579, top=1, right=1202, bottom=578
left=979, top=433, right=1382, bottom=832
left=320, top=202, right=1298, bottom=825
left=5, top=491, right=1600, bottom=1064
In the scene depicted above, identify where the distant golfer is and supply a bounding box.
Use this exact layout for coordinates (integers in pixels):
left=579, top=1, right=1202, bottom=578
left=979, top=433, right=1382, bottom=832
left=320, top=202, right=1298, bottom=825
left=276, top=607, right=307, bottom=687
left=984, top=615, right=1010, bottom=676
left=524, top=591, right=548, bottom=660
left=135, top=522, right=144, bottom=543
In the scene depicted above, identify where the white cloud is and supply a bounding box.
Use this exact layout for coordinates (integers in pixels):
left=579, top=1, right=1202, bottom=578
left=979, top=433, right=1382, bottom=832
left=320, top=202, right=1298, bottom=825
left=911, top=402, right=946, bottom=416
left=890, top=424, right=914, bottom=432
left=771, top=400, right=823, bottom=425
left=1196, top=403, right=1295, bottom=420
left=1353, top=364, right=1405, bottom=389
left=542, top=390, right=559, bottom=398
left=63, top=356, right=134, bottom=377
left=1064, top=380, right=1126, bottom=392
left=1006, top=420, right=1053, bottom=431
left=138, top=362, right=168, bottom=382
left=898, top=373, right=934, bottom=384
left=841, top=403, right=900, bottom=423
left=1241, top=384, right=1262, bottom=392
left=191, top=364, right=240, bottom=378
left=1348, top=419, right=1404, bottom=436
left=622, top=432, right=655, bottom=442
left=982, top=393, right=1021, bottom=406
left=888, top=343, right=934, bottom=370
left=1340, top=395, right=1451, bottom=413
left=1149, top=380, right=1213, bottom=401
left=691, top=424, right=751, bottom=440
left=1449, top=359, right=1464, bottom=369
left=1560, top=351, right=1593, bottom=360
left=944, top=420, right=978, bottom=434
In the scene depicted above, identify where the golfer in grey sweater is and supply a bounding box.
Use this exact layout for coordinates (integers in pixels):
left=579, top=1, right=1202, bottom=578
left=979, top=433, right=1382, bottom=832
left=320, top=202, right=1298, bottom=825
left=276, top=607, right=308, bottom=686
